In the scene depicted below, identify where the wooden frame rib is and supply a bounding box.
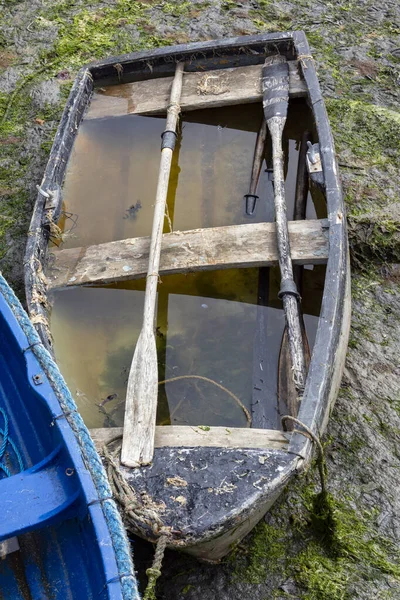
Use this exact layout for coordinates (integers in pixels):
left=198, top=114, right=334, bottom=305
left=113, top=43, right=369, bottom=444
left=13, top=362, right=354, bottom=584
left=86, top=62, right=306, bottom=120
left=90, top=426, right=290, bottom=451
left=48, top=219, right=329, bottom=290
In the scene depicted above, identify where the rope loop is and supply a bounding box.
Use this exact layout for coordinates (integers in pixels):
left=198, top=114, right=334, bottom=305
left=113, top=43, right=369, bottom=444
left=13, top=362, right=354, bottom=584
left=145, top=568, right=161, bottom=579
left=36, top=184, right=51, bottom=199
left=297, top=54, right=316, bottom=69
left=159, top=375, right=251, bottom=427
left=281, top=415, right=327, bottom=493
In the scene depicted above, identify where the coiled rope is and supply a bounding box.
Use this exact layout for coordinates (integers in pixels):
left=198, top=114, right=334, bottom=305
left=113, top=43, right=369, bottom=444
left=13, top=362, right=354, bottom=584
left=102, top=443, right=170, bottom=599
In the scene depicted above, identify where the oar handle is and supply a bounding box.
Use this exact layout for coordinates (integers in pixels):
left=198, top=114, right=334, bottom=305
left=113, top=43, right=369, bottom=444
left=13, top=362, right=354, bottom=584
left=142, top=62, right=184, bottom=328
left=262, top=55, right=289, bottom=121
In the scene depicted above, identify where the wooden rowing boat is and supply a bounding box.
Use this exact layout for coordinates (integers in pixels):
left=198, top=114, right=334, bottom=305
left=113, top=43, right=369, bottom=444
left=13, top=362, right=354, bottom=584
left=25, top=31, right=350, bottom=562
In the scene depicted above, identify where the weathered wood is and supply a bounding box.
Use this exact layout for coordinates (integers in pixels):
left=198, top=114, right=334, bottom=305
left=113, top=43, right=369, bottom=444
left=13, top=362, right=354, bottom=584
left=90, top=426, right=290, bottom=451
left=48, top=220, right=329, bottom=290
left=279, top=131, right=312, bottom=428
left=244, top=117, right=267, bottom=216
left=87, top=62, right=306, bottom=120
left=121, top=62, right=185, bottom=468
left=263, top=55, right=307, bottom=395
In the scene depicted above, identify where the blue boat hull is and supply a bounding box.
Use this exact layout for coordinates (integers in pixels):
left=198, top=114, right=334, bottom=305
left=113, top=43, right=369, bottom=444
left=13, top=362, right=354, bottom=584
left=0, top=276, right=139, bottom=600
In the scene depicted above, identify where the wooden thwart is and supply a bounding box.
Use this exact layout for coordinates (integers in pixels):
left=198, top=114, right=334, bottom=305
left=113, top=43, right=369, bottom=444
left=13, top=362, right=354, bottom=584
left=90, top=426, right=290, bottom=451
left=87, top=62, right=306, bottom=120
left=48, top=219, right=329, bottom=290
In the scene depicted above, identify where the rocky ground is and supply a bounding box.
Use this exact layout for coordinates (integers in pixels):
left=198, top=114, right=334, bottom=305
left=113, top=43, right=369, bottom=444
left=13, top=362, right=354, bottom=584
left=1, top=1, right=399, bottom=599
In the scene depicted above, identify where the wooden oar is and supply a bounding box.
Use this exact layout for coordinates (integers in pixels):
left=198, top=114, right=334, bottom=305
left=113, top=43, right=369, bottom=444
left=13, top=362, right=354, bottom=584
left=278, top=131, right=312, bottom=426
left=262, top=54, right=306, bottom=396
left=121, top=62, right=185, bottom=467
left=244, top=118, right=267, bottom=216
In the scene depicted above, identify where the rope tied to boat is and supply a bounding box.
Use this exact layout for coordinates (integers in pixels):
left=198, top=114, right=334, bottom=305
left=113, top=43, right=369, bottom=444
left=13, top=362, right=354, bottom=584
left=143, top=532, right=169, bottom=600
left=101, top=442, right=168, bottom=533
left=101, top=442, right=171, bottom=598
left=100, top=375, right=251, bottom=428
left=297, top=55, right=316, bottom=69
left=0, top=407, right=24, bottom=477
left=158, top=375, right=252, bottom=426
left=281, top=415, right=327, bottom=494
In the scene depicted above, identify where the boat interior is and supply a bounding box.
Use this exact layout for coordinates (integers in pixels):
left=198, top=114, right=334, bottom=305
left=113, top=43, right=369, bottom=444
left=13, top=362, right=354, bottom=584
left=44, top=40, right=329, bottom=449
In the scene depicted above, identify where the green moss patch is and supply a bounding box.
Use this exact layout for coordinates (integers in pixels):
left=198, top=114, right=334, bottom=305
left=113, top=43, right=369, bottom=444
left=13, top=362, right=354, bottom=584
left=230, top=476, right=400, bottom=599
left=348, top=216, right=400, bottom=267
left=230, top=521, right=287, bottom=584
left=327, top=100, right=400, bottom=169
left=39, top=0, right=194, bottom=69
left=326, top=99, right=400, bottom=267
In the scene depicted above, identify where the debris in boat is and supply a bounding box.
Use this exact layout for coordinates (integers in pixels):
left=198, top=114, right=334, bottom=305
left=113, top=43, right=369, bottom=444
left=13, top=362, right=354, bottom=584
left=123, top=200, right=142, bottom=220
left=170, top=495, right=187, bottom=505
left=197, top=73, right=229, bottom=96
left=211, top=479, right=237, bottom=495
left=253, top=476, right=269, bottom=490
left=197, top=425, right=210, bottom=431
left=99, top=392, right=118, bottom=407
left=166, top=476, right=188, bottom=487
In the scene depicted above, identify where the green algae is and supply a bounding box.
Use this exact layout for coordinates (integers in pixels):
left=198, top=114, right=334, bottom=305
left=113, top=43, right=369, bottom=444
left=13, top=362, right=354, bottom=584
left=38, top=0, right=193, bottom=69
left=230, top=521, right=287, bottom=584
left=326, top=100, right=400, bottom=170
left=325, top=99, right=400, bottom=267
left=229, top=470, right=400, bottom=599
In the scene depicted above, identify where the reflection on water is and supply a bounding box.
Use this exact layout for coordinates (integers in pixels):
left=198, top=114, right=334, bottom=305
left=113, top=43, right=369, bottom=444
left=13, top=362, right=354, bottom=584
left=50, top=266, right=325, bottom=430
left=51, top=93, right=327, bottom=430
left=57, top=101, right=325, bottom=249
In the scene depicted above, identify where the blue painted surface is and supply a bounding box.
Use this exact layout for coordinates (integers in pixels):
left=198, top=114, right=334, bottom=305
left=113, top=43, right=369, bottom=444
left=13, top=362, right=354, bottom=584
left=0, top=276, right=140, bottom=600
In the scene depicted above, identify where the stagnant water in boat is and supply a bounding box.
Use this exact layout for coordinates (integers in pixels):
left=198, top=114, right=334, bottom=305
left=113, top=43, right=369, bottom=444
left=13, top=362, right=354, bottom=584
left=50, top=96, right=327, bottom=430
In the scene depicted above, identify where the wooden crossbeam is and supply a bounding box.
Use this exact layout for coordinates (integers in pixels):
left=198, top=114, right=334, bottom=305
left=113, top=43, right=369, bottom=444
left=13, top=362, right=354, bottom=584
left=90, top=426, right=290, bottom=451
left=48, top=219, right=329, bottom=290
left=87, top=62, right=306, bottom=120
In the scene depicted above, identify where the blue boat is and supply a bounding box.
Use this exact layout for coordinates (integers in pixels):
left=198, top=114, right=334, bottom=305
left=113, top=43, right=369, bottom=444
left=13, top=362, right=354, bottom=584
left=0, top=275, right=140, bottom=599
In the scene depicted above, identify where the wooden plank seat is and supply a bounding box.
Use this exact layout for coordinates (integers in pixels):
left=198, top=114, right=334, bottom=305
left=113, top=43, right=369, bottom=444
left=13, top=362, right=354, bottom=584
left=48, top=219, right=329, bottom=290
left=87, top=62, right=307, bottom=120
left=90, top=426, right=290, bottom=451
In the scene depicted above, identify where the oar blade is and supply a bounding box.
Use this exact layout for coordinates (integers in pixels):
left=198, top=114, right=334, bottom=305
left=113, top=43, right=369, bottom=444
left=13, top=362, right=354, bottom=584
left=121, top=329, right=159, bottom=467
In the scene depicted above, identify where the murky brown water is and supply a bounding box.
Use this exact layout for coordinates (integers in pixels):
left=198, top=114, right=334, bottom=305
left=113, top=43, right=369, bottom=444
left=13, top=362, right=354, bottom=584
left=50, top=93, right=326, bottom=430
